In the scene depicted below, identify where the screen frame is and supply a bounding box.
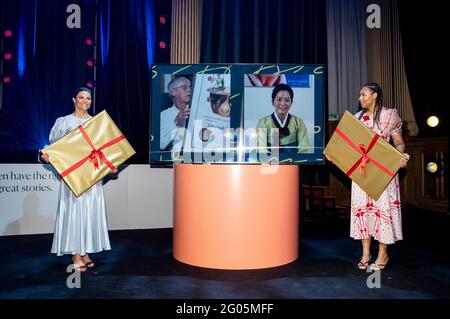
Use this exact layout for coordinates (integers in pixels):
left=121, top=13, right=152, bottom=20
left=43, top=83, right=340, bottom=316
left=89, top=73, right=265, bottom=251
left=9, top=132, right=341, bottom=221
left=150, top=64, right=325, bottom=166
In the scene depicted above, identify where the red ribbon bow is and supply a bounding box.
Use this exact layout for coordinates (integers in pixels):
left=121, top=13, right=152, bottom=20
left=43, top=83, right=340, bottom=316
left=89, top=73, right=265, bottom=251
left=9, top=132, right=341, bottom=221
left=89, top=149, right=104, bottom=170
left=334, top=127, right=394, bottom=177
left=60, top=125, right=125, bottom=178
left=357, top=144, right=369, bottom=175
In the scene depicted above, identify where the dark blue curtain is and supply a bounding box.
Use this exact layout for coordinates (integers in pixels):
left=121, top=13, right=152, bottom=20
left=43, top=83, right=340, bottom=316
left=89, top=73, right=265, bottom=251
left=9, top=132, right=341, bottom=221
left=0, top=0, right=167, bottom=163
left=0, top=0, right=96, bottom=162
left=95, top=0, right=158, bottom=163
left=200, top=0, right=327, bottom=64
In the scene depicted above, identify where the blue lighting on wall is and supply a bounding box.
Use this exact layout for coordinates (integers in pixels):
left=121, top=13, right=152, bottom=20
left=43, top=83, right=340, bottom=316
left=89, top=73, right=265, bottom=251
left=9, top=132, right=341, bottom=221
left=144, top=0, right=155, bottom=69
left=17, top=14, right=26, bottom=77
left=33, top=0, right=37, bottom=58
left=134, top=0, right=144, bottom=36
left=99, top=0, right=110, bottom=66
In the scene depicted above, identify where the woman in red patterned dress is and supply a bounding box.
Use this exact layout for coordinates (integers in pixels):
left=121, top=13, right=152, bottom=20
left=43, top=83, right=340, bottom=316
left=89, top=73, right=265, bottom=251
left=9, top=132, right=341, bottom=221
left=350, top=82, right=410, bottom=271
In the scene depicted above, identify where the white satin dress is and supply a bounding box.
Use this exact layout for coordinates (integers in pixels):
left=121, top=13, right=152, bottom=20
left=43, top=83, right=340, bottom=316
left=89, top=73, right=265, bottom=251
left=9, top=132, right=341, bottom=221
left=49, top=114, right=111, bottom=256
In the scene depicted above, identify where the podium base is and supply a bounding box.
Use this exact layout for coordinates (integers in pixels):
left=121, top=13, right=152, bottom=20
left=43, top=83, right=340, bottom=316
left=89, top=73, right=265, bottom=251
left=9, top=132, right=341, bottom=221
left=173, top=164, right=299, bottom=270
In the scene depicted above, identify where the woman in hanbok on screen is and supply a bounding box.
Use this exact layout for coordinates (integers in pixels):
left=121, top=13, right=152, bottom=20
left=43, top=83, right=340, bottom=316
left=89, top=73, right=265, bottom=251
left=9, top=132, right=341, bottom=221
left=256, top=84, right=311, bottom=156
left=40, top=87, right=115, bottom=272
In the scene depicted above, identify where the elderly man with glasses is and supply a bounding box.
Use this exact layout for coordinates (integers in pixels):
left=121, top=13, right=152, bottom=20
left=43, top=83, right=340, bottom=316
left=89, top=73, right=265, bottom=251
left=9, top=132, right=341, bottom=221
left=160, top=76, right=192, bottom=151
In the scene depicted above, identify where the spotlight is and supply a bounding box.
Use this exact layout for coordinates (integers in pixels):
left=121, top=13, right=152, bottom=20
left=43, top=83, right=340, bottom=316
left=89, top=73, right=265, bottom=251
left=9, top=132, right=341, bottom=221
left=159, top=15, right=166, bottom=24
left=426, top=162, right=438, bottom=174
left=86, top=58, right=95, bottom=68
left=85, top=37, right=96, bottom=46
left=426, top=160, right=444, bottom=175
left=86, top=80, right=96, bottom=89
left=426, top=115, right=439, bottom=128
left=4, top=30, right=12, bottom=37
left=4, top=53, right=12, bottom=60
left=159, top=41, right=166, bottom=49
left=3, top=76, right=11, bottom=84
left=425, top=161, right=443, bottom=175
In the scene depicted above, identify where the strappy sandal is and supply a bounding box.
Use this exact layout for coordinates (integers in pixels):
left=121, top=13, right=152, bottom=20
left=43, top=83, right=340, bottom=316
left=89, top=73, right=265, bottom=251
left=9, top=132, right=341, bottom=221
left=357, top=255, right=372, bottom=270
left=370, top=257, right=389, bottom=271
left=72, top=256, right=87, bottom=272
left=81, top=255, right=95, bottom=268
left=73, top=264, right=87, bottom=272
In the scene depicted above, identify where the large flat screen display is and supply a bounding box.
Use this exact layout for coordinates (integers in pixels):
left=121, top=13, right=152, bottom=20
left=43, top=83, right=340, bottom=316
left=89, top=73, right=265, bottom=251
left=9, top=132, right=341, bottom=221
left=150, top=64, right=325, bottom=165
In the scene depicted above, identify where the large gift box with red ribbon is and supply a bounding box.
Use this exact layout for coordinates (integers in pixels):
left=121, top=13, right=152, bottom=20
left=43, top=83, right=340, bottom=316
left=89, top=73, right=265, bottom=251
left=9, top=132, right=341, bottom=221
left=323, top=111, right=404, bottom=201
left=42, top=110, right=136, bottom=197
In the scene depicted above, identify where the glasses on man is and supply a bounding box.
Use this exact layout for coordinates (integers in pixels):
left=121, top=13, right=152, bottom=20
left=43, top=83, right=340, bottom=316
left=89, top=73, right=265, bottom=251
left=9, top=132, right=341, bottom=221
left=173, top=84, right=191, bottom=91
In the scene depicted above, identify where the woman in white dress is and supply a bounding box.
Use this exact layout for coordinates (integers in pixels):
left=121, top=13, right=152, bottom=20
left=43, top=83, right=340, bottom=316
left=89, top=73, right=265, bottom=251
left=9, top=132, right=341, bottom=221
left=41, top=87, right=115, bottom=272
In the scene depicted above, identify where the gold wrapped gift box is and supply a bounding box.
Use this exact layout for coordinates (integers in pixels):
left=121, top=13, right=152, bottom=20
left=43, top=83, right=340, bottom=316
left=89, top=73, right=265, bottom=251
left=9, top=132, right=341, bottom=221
left=323, top=111, right=405, bottom=201
left=42, top=110, right=136, bottom=197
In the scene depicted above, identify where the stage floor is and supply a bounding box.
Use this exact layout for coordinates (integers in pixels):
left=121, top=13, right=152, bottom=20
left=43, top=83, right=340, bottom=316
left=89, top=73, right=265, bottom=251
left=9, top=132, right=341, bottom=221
left=0, top=208, right=449, bottom=299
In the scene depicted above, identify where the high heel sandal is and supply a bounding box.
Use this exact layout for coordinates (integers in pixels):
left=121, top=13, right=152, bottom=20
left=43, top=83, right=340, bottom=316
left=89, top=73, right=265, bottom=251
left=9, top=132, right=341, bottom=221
left=72, top=257, right=87, bottom=272
left=370, top=257, right=389, bottom=271
left=81, top=255, right=95, bottom=268
left=357, top=255, right=372, bottom=270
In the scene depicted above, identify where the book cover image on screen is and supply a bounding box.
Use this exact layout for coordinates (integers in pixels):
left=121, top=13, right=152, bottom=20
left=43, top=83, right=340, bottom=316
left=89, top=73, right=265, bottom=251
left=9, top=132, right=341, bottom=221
left=184, top=73, right=232, bottom=154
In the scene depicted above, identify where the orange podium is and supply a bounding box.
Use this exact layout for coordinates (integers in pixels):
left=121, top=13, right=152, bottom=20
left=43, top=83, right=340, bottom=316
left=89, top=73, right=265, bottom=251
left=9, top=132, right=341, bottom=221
left=173, top=164, right=299, bottom=270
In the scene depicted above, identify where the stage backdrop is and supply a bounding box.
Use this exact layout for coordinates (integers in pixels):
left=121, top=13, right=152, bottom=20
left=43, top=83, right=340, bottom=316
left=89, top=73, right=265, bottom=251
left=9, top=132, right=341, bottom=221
left=0, top=164, right=173, bottom=236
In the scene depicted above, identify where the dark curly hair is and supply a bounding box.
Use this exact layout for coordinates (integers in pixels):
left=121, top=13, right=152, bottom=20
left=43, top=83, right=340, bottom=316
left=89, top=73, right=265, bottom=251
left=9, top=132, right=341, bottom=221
left=357, top=82, right=387, bottom=127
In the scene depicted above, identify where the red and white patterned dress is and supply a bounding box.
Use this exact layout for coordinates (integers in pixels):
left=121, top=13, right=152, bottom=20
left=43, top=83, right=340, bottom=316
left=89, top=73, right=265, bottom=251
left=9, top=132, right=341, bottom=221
left=350, top=107, right=404, bottom=244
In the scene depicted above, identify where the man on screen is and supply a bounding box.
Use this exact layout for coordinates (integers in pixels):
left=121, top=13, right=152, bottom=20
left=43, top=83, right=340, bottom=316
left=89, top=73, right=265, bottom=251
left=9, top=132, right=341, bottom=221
left=160, top=76, right=192, bottom=151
